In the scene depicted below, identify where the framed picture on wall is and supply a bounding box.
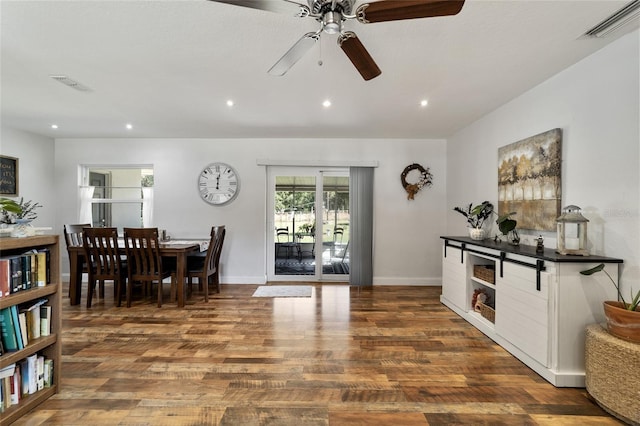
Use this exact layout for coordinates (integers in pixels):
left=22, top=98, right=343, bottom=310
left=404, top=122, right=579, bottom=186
left=0, top=155, right=19, bottom=196
left=498, top=129, right=562, bottom=231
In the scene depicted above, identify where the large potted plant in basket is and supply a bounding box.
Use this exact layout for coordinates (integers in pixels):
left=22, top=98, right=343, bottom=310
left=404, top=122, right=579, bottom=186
left=453, top=201, right=494, bottom=240
left=581, top=263, right=640, bottom=343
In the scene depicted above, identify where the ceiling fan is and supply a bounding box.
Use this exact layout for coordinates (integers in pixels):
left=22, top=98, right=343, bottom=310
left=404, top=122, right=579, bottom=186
left=208, top=0, right=465, bottom=81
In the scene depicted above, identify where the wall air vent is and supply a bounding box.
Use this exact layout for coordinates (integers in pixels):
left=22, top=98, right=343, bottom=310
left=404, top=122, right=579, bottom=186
left=583, top=0, right=640, bottom=38
left=49, top=75, right=93, bottom=92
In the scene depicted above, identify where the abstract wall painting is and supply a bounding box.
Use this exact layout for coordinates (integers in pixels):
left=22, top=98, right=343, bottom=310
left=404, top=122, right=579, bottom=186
left=498, top=129, right=562, bottom=231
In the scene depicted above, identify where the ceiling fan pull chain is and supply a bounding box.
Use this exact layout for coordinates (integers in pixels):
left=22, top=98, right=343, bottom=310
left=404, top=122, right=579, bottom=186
left=318, top=36, right=323, bottom=67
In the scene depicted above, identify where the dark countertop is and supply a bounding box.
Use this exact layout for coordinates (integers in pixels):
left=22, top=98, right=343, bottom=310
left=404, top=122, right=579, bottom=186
left=441, top=236, right=623, bottom=264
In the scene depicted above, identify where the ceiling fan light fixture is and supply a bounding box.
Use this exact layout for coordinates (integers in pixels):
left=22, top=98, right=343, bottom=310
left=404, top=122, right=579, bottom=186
left=322, top=11, right=343, bottom=34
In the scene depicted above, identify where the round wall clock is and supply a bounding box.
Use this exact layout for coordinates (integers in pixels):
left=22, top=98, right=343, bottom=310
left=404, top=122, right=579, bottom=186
left=198, top=162, right=239, bottom=205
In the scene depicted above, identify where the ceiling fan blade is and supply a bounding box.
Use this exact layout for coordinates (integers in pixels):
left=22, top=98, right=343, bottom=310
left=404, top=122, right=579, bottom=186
left=268, top=32, right=319, bottom=76
left=207, top=0, right=310, bottom=17
left=356, top=0, right=465, bottom=24
left=338, top=32, right=381, bottom=81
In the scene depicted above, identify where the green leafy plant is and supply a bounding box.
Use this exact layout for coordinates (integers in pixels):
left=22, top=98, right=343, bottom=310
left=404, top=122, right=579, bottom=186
left=0, top=197, right=41, bottom=223
left=0, top=197, right=21, bottom=214
left=15, top=198, right=42, bottom=220
left=580, top=263, right=640, bottom=311
left=453, top=201, right=494, bottom=228
left=496, top=212, right=519, bottom=244
left=0, top=197, right=22, bottom=224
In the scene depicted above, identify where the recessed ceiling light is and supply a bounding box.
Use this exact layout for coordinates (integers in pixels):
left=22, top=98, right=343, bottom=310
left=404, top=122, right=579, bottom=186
left=226, top=100, right=234, bottom=107
left=322, top=100, right=331, bottom=108
left=126, top=123, right=133, bottom=130
left=51, top=124, right=58, bottom=129
left=420, top=99, right=428, bottom=107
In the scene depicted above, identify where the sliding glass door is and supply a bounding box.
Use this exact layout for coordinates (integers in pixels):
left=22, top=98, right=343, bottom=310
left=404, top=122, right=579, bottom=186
left=267, top=167, right=349, bottom=281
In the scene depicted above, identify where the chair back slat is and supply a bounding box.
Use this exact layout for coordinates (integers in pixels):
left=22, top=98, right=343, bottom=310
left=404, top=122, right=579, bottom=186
left=82, top=227, right=123, bottom=278
left=64, top=223, right=91, bottom=248
left=205, top=225, right=226, bottom=274
left=123, top=227, right=164, bottom=281
left=123, top=227, right=171, bottom=308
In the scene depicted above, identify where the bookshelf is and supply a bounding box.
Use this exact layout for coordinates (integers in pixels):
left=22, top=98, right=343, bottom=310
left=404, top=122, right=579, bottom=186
left=0, top=235, right=61, bottom=425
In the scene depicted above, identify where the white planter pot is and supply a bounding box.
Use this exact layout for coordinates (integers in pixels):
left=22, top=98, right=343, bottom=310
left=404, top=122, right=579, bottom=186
left=468, top=228, right=486, bottom=240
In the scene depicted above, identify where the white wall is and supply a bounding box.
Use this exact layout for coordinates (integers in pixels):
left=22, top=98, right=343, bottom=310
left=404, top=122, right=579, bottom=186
left=447, top=30, right=640, bottom=297
left=0, top=127, right=56, bottom=228
left=54, top=138, right=447, bottom=285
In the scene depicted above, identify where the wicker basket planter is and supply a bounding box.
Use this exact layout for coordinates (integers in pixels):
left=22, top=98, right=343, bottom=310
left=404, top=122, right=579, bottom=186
left=585, top=324, right=640, bottom=425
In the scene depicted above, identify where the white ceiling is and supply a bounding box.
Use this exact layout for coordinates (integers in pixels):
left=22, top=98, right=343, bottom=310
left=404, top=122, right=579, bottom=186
left=1, top=0, right=638, bottom=140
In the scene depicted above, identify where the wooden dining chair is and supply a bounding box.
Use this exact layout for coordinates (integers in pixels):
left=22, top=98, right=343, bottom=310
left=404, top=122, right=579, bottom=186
left=64, top=223, right=93, bottom=296
left=123, top=227, right=174, bottom=308
left=186, top=225, right=226, bottom=302
left=82, top=227, right=126, bottom=308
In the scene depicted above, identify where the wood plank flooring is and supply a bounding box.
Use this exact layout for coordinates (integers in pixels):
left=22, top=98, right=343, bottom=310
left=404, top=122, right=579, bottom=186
left=13, top=284, right=621, bottom=425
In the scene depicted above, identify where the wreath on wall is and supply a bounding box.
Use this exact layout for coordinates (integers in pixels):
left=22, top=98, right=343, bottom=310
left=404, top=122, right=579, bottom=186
left=400, top=163, right=433, bottom=200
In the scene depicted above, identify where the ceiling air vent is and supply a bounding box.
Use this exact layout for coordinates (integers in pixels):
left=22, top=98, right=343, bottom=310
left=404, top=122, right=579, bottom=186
left=583, top=0, right=640, bottom=38
left=49, top=75, right=92, bottom=92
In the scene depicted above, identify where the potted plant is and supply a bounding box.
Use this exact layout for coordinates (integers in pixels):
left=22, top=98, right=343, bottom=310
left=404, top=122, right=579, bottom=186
left=14, top=198, right=42, bottom=223
left=0, top=197, right=22, bottom=223
left=580, top=263, right=640, bottom=343
left=453, top=201, right=494, bottom=240
left=496, top=212, right=520, bottom=245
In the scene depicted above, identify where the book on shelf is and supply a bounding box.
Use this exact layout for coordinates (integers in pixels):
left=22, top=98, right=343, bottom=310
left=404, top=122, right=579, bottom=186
left=21, top=354, right=37, bottom=396
left=0, top=307, right=18, bottom=352
left=40, top=304, right=52, bottom=337
left=1, top=376, right=10, bottom=412
left=21, top=252, right=33, bottom=290
left=43, top=359, right=53, bottom=388
left=36, top=356, right=44, bottom=391
left=10, top=256, right=23, bottom=293
left=18, top=311, right=28, bottom=347
left=0, top=259, right=9, bottom=297
left=11, top=367, right=20, bottom=405
left=36, top=250, right=48, bottom=287
left=10, top=305, right=24, bottom=350
left=0, top=364, right=15, bottom=379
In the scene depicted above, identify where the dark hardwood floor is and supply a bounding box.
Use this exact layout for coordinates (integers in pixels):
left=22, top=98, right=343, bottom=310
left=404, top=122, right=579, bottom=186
left=14, top=283, right=620, bottom=425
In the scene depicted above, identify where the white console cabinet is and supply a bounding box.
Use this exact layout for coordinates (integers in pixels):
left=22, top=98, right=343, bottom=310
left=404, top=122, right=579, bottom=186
left=440, top=236, right=623, bottom=387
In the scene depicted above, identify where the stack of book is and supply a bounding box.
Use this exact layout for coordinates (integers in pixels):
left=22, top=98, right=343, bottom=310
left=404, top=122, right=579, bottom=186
left=0, top=355, right=54, bottom=412
left=0, top=248, right=51, bottom=297
left=0, top=299, right=52, bottom=355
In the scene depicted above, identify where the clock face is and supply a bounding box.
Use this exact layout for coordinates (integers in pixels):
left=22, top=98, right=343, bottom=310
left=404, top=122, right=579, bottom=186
left=198, top=163, right=239, bottom=205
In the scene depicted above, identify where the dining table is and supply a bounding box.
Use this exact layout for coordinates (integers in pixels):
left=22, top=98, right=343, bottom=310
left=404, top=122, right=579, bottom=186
left=67, top=239, right=207, bottom=308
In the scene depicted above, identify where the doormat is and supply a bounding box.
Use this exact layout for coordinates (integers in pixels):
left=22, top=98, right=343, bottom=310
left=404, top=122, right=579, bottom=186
left=252, top=285, right=313, bottom=298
